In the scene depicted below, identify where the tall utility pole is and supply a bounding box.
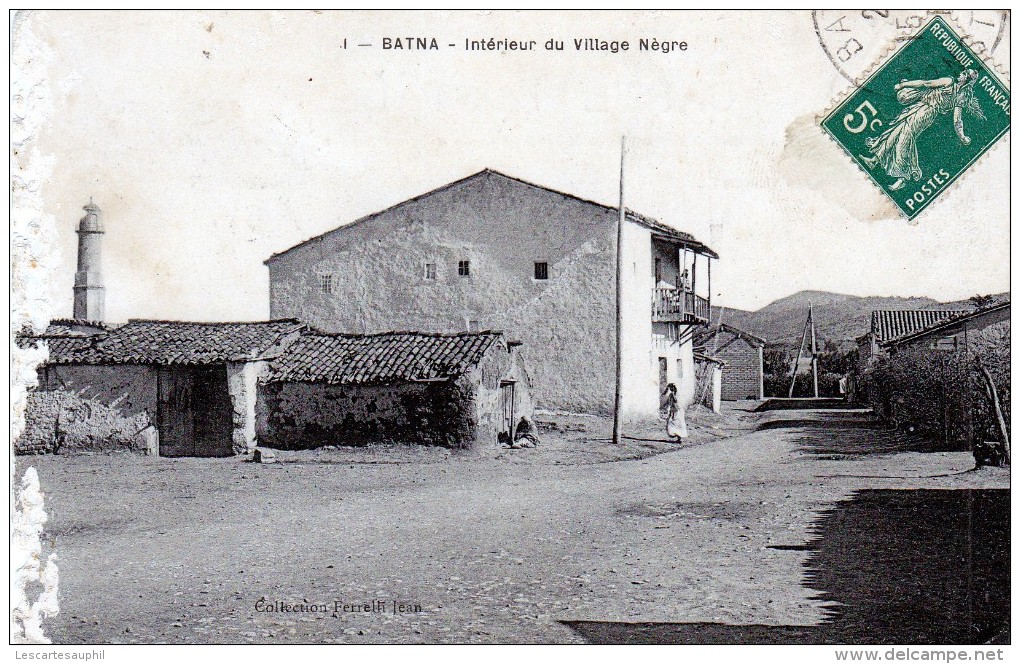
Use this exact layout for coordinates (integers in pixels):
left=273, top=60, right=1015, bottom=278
left=612, top=137, right=627, bottom=445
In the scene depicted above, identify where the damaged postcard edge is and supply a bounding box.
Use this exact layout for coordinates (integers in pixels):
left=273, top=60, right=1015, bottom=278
left=814, top=13, right=1011, bottom=224
left=11, top=11, right=62, bottom=644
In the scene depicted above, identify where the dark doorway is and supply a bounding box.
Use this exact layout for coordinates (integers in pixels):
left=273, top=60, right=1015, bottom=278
left=500, top=381, right=516, bottom=440
left=658, top=357, right=668, bottom=410
left=157, top=365, right=234, bottom=457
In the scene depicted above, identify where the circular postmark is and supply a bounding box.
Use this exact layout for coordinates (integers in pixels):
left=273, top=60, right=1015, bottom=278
left=813, top=10, right=1007, bottom=84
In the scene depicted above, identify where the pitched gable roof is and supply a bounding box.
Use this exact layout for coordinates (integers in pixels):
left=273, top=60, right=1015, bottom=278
left=694, top=351, right=726, bottom=366
left=881, top=302, right=1010, bottom=347
left=267, top=330, right=503, bottom=385
left=31, top=319, right=304, bottom=365
left=265, top=169, right=717, bottom=263
left=869, top=310, right=970, bottom=343
left=694, top=322, right=766, bottom=348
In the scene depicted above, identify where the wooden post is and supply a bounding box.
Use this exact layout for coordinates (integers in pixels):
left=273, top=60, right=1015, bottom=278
left=809, top=304, right=819, bottom=398
left=707, top=256, right=712, bottom=313
left=976, top=360, right=1010, bottom=463
left=691, top=251, right=698, bottom=319
left=612, top=136, right=626, bottom=445
left=788, top=312, right=811, bottom=398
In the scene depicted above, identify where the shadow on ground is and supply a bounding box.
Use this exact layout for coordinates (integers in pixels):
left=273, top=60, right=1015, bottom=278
left=755, top=398, right=856, bottom=411
left=563, top=489, right=1010, bottom=644
left=762, top=411, right=949, bottom=456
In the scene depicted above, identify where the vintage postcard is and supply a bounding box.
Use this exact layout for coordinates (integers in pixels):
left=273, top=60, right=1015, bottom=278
left=9, top=9, right=1011, bottom=655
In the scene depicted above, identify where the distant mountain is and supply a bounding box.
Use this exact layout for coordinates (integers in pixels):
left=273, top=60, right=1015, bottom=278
left=712, top=290, right=1009, bottom=347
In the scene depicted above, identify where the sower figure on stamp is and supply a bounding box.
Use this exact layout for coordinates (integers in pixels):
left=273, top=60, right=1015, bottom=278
left=861, top=68, right=984, bottom=191
left=664, top=383, right=688, bottom=443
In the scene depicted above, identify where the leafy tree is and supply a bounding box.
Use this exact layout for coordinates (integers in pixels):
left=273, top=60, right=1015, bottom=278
left=762, top=347, right=791, bottom=376
left=970, top=294, right=995, bottom=309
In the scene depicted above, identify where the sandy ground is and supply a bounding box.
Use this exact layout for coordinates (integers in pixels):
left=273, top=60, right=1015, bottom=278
left=15, top=405, right=1010, bottom=644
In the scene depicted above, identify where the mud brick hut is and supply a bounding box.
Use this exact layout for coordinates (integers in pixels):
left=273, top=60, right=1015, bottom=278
left=694, top=323, right=765, bottom=401
left=257, top=330, right=533, bottom=450
left=18, top=319, right=304, bottom=456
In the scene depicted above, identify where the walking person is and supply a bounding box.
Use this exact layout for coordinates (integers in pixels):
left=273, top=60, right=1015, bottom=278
left=664, top=383, right=688, bottom=442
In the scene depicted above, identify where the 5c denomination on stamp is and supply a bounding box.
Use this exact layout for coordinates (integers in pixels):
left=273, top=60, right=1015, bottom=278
left=820, top=16, right=1009, bottom=220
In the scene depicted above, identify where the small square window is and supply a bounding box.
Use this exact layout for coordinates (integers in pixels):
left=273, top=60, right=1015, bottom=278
left=319, top=274, right=333, bottom=294
left=458, top=260, right=470, bottom=277
left=468, top=320, right=480, bottom=332
left=424, top=263, right=437, bottom=280
left=534, top=262, right=549, bottom=280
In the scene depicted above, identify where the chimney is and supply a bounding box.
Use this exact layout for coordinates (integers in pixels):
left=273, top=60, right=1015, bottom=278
left=73, top=199, right=105, bottom=323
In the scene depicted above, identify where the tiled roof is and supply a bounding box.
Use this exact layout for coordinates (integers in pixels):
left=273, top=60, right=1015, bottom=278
left=267, top=330, right=503, bottom=385
left=46, top=319, right=110, bottom=336
left=870, top=310, right=970, bottom=342
left=882, top=302, right=1011, bottom=347
left=32, top=319, right=304, bottom=365
left=16, top=335, right=95, bottom=358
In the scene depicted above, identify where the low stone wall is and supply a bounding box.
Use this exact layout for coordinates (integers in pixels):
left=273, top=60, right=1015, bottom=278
left=16, top=364, right=159, bottom=455
left=256, top=380, right=478, bottom=449
left=16, top=390, right=157, bottom=455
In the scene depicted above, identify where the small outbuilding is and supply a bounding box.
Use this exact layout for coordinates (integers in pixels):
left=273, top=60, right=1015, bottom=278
left=694, top=323, right=766, bottom=401
left=257, top=330, right=532, bottom=450
left=19, top=320, right=534, bottom=455
left=19, top=319, right=304, bottom=456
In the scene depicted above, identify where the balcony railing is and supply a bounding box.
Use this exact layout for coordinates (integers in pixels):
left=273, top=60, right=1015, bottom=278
left=652, top=287, right=710, bottom=323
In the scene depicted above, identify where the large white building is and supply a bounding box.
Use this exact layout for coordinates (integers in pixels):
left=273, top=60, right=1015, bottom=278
left=266, top=169, right=717, bottom=421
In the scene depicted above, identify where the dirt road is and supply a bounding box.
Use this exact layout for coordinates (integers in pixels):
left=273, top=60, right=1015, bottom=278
left=21, top=409, right=1009, bottom=644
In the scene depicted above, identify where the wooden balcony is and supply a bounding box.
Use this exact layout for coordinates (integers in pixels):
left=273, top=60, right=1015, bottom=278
left=652, top=287, right=710, bottom=324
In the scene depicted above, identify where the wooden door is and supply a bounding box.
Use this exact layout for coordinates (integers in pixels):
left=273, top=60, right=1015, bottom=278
left=157, top=365, right=234, bottom=457
left=158, top=366, right=195, bottom=457
left=191, top=365, right=234, bottom=457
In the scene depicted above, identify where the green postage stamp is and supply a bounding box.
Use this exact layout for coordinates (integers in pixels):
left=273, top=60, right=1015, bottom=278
left=821, top=16, right=1010, bottom=220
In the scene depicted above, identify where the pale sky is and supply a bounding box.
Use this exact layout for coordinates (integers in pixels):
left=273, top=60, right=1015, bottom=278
left=16, top=10, right=1011, bottom=322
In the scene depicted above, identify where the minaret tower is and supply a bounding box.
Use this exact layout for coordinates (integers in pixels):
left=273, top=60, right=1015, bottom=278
left=73, top=199, right=105, bottom=322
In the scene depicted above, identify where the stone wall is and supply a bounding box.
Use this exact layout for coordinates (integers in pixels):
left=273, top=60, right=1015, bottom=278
left=256, top=341, right=533, bottom=451
left=17, top=364, right=159, bottom=454
left=256, top=380, right=478, bottom=449
left=267, top=172, right=620, bottom=415
left=226, top=360, right=267, bottom=454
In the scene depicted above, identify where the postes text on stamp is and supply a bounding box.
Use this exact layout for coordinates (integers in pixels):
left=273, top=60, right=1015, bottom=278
left=821, top=16, right=1010, bottom=220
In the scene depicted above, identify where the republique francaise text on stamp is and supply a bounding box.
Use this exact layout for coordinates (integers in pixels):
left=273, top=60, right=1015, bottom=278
left=821, top=16, right=1010, bottom=220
